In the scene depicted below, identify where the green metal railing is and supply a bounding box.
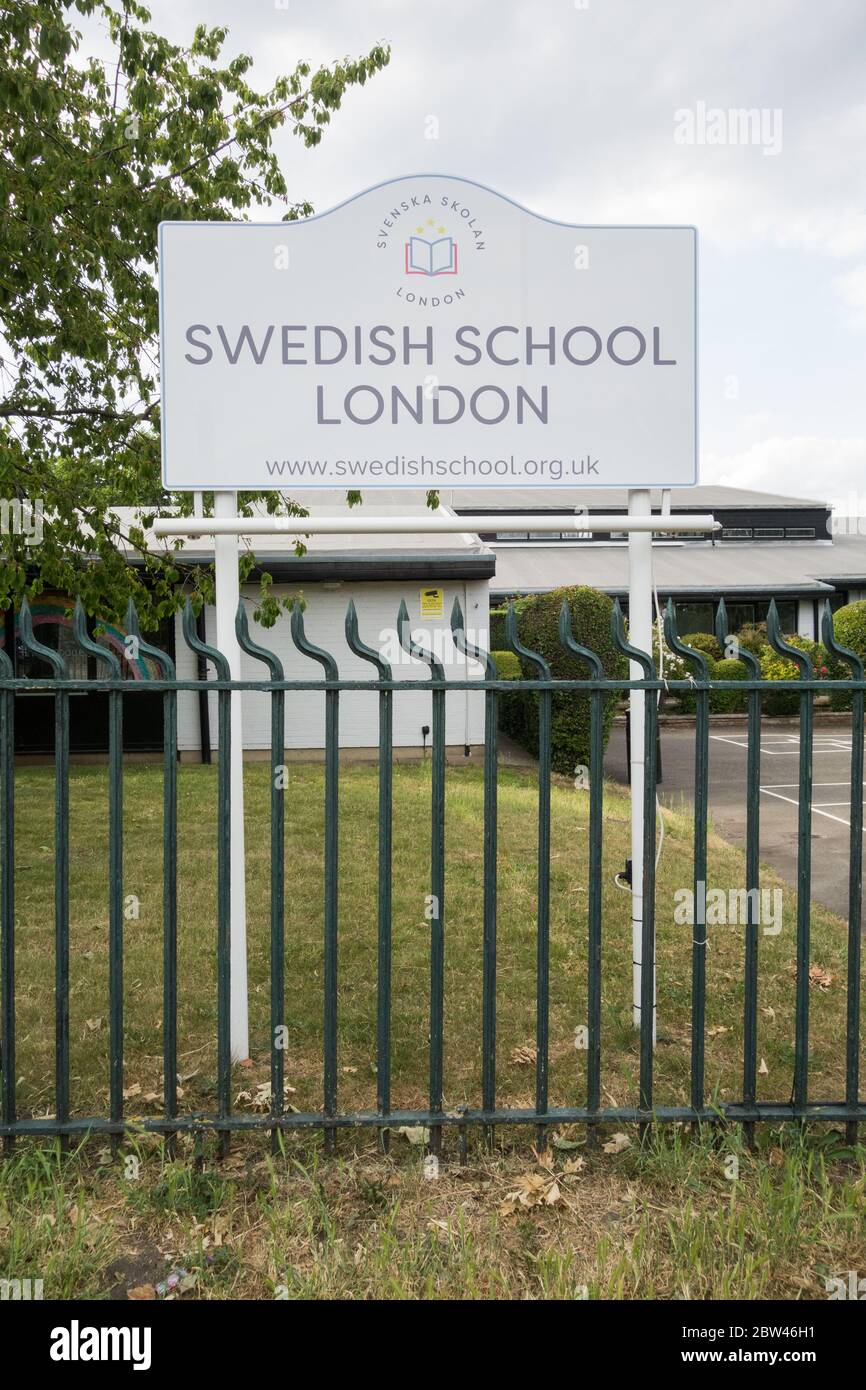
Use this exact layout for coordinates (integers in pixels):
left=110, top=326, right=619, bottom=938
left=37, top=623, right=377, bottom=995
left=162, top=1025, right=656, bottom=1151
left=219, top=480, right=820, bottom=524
left=0, top=594, right=863, bottom=1151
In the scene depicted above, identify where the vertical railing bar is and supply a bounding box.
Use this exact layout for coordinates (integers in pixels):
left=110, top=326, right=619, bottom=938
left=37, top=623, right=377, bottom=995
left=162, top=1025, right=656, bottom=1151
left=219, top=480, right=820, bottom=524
left=163, top=681, right=178, bottom=1150
left=820, top=600, right=864, bottom=1147
left=535, top=687, right=551, bottom=1149
left=690, top=682, right=709, bottom=1119
left=270, top=683, right=286, bottom=1153
left=845, top=685, right=864, bottom=1144
left=55, top=685, right=70, bottom=1149
left=234, top=606, right=287, bottom=1154
left=639, top=682, right=658, bottom=1129
left=107, top=683, right=123, bottom=1151
left=0, top=669, right=14, bottom=1152
left=323, top=686, right=340, bottom=1154
left=217, top=678, right=232, bottom=1156
left=743, top=684, right=762, bottom=1147
left=482, top=682, right=498, bottom=1149
left=765, top=603, right=814, bottom=1119
left=586, top=687, right=604, bottom=1132
left=794, top=684, right=813, bottom=1114
left=344, top=601, right=391, bottom=1154
left=429, top=684, right=446, bottom=1156
left=376, top=685, right=393, bottom=1151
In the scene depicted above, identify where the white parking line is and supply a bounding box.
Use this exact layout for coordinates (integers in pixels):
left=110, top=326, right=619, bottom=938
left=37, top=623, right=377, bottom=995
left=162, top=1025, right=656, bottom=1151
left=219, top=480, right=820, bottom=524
left=759, top=787, right=855, bottom=828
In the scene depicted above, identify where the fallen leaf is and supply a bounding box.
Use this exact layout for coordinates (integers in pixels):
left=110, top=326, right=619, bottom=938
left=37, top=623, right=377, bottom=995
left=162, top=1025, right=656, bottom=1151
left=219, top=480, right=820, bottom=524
left=397, top=1125, right=429, bottom=1146
left=603, top=1132, right=631, bottom=1154
left=122, top=1083, right=142, bottom=1100
left=511, top=1045, right=537, bottom=1066
left=809, top=965, right=833, bottom=990
left=759, top=1057, right=769, bottom=1074
left=127, top=1284, right=156, bottom=1301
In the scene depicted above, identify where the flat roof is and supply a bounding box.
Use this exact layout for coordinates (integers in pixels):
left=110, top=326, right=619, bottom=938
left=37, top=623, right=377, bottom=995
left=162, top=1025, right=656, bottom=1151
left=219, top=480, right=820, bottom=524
left=490, top=532, right=866, bottom=598
left=450, top=484, right=829, bottom=512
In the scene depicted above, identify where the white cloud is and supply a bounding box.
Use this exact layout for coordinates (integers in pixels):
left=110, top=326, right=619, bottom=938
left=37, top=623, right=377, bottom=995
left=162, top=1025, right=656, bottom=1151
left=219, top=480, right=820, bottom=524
left=833, top=265, right=866, bottom=328
left=708, top=436, right=866, bottom=510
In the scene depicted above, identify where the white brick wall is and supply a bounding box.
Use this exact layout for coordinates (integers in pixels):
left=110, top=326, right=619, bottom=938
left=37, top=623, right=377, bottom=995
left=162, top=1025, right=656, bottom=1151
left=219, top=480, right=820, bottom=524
left=175, top=579, right=489, bottom=752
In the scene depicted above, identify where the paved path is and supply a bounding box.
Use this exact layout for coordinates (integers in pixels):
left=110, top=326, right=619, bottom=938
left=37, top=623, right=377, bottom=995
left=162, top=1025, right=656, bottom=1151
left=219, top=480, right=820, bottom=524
left=604, top=720, right=863, bottom=920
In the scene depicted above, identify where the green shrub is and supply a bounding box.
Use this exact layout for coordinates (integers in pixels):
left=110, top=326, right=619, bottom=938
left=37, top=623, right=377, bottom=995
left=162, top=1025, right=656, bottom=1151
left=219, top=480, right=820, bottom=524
left=491, top=650, right=523, bottom=741
left=683, top=632, right=723, bottom=662
left=501, top=586, right=626, bottom=774
left=759, top=638, right=829, bottom=715
left=827, top=601, right=866, bottom=710
left=731, top=623, right=770, bottom=658
left=490, top=649, right=521, bottom=680
left=709, top=657, right=749, bottom=713
left=488, top=608, right=507, bottom=652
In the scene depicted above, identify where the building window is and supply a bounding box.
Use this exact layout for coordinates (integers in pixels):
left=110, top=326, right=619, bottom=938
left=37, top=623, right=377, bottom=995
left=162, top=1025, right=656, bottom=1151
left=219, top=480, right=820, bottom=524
left=675, top=601, right=715, bottom=635
left=754, top=527, right=784, bottom=539
left=785, top=527, right=815, bottom=539
left=721, top=527, right=753, bottom=540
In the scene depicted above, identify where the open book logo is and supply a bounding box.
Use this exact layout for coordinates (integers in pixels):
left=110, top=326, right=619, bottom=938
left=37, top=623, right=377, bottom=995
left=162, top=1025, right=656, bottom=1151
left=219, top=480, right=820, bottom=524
left=404, top=234, right=458, bottom=276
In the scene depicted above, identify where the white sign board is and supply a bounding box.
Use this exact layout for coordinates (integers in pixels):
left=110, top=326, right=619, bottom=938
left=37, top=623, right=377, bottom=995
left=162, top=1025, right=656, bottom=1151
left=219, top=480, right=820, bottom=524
left=159, top=175, right=697, bottom=490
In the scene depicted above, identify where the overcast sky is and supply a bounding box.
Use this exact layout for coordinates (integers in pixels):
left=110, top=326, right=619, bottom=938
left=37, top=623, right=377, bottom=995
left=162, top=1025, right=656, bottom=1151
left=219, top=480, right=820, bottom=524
left=84, top=0, right=866, bottom=508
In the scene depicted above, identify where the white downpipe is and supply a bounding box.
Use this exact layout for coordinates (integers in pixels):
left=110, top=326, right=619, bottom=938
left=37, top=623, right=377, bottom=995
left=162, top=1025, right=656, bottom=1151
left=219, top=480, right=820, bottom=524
left=628, top=489, right=656, bottom=1040
left=213, top=491, right=250, bottom=1063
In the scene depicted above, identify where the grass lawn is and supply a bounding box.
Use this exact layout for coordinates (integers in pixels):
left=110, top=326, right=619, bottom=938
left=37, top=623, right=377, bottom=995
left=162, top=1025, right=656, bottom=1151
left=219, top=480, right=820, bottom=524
left=6, top=760, right=858, bottom=1121
left=2, top=760, right=865, bottom=1300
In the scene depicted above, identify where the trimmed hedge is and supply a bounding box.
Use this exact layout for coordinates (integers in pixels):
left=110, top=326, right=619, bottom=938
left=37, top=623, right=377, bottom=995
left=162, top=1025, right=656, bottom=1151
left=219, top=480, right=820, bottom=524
left=683, top=631, right=723, bottom=662
left=709, top=657, right=748, bottom=713
left=488, top=608, right=508, bottom=652
left=491, top=650, right=522, bottom=738
left=490, top=649, right=521, bottom=680
left=827, top=601, right=866, bottom=711
left=499, top=586, right=626, bottom=774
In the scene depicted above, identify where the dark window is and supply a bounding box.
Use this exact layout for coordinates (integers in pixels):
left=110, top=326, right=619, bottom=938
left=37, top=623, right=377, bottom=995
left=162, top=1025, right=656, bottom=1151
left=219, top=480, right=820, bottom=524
left=754, top=527, right=784, bottom=539
left=721, top=527, right=753, bottom=540
left=785, top=527, right=815, bottom=539
left=675, top=601, right=715, bottom=635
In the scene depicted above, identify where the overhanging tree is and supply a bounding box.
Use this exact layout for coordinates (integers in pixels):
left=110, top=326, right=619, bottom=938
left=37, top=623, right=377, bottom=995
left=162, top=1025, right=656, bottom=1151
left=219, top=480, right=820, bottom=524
left=0, top=0, right=391, bottom=629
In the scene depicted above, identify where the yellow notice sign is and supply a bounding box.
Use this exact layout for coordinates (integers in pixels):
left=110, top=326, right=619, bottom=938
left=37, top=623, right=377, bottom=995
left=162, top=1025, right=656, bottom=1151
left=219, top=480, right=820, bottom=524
left=420, top=587, right=444, bottom=619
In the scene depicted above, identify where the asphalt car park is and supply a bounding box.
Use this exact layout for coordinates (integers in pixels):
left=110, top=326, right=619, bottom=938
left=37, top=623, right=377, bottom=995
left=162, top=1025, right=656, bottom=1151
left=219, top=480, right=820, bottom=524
left=605, top=721, right=863, bottom=920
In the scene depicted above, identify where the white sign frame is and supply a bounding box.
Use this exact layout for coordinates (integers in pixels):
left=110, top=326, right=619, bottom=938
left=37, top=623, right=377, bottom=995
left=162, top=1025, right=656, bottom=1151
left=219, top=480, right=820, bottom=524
left=158, top=174, right=698, bottom=492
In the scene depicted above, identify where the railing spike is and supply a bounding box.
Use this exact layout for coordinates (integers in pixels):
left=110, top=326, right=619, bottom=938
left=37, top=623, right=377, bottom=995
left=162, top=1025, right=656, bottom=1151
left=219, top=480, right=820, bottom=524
left=766, top=599, right=812, bottom=677
left=713, top=596, right=760, bottom=676
left=503, top=601, right=550, bottom=678
left=451, top=594, right=496, bottom=678
left=559, top=599, right=603, bottom=677
left=610, top=597, right=655, bottom=677
left=236, top=602, right=284, bottom=680
left=396, top=597, right=444, bottom=679
left=821, top=599, right=863, bottom=679
left=291, top=602, right=338, bottom=679
left=18, top=594, right=66, bottom=677
left=182, top=597, right=230, bottom=680
left=71, top=596, right=122, bottom=677
left=664, top=597, right=711, bottom=678
left=345, top=599, right=391, bottom=678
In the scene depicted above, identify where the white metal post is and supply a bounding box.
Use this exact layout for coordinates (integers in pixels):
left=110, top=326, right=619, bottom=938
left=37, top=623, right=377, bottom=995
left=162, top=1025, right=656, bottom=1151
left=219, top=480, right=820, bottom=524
left=627, top=489, right=656, bottom=1040
left=213, top=491, right=250, bottom=1062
